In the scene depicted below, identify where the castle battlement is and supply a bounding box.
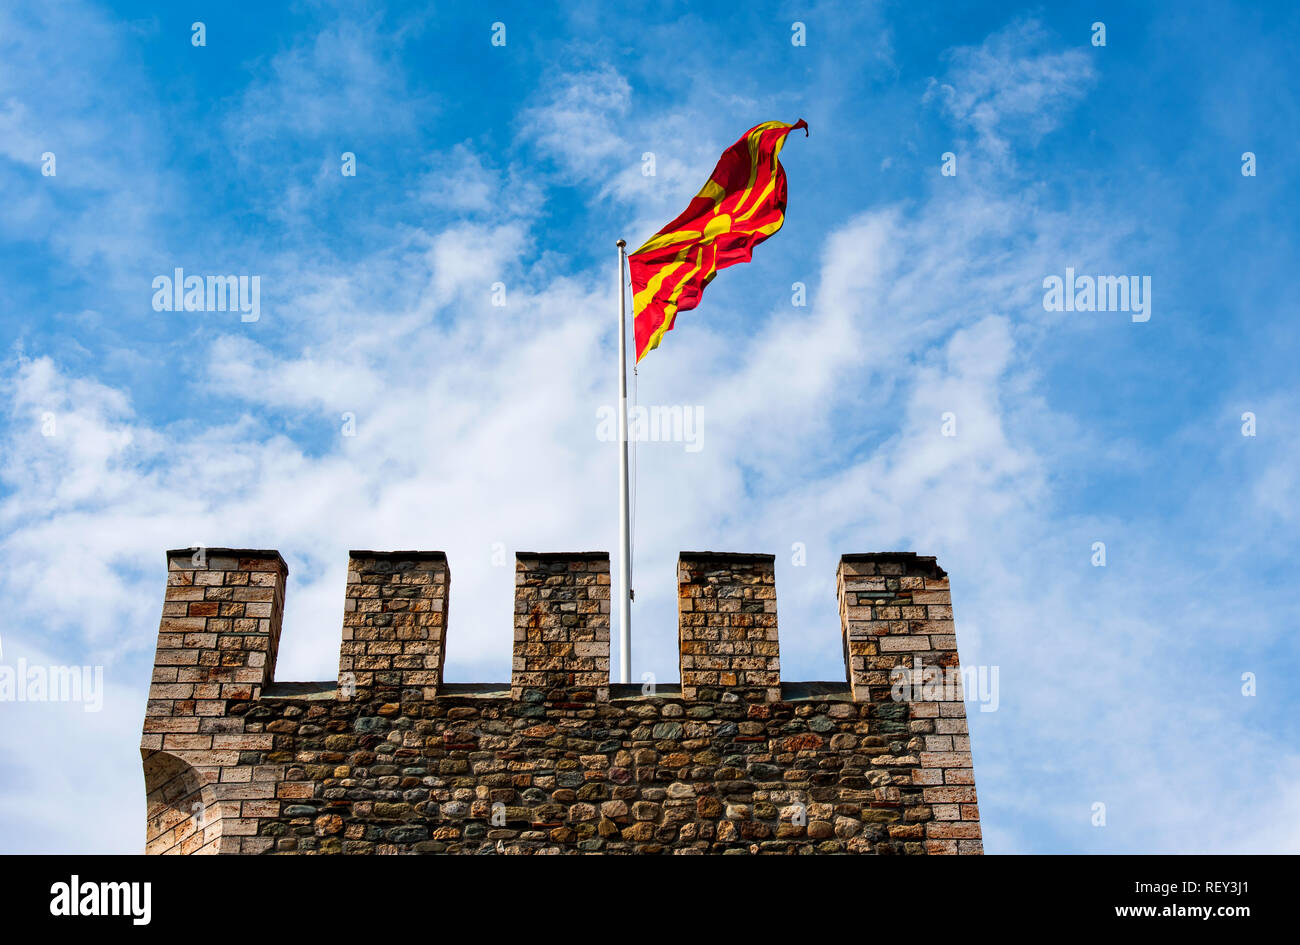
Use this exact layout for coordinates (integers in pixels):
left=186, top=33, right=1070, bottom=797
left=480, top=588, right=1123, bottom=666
left=141, top=548, right=981, bottom=855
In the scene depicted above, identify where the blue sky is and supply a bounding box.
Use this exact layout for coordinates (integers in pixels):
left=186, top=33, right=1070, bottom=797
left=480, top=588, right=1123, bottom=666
left=1, top=0, right=1298, bottom=853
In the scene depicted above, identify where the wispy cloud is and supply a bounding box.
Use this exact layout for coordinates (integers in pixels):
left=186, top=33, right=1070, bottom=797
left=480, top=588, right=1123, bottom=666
left=925, top=18, right=1095, bottom=160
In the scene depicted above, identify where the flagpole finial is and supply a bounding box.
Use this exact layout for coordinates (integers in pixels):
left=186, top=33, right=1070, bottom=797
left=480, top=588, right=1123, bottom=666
left=616, top=238, right=626, bottom=249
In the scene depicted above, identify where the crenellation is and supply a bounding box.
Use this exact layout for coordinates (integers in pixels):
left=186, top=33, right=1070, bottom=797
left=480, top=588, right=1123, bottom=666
left=338, top=550, right=449, bottom=702
left=677, top=552, right=781, bottom=702
left=836, top=552, right=982, bottom=854
left=511, top=552, right=612, bottom=701
left=141, top=547, right=981, bottom=854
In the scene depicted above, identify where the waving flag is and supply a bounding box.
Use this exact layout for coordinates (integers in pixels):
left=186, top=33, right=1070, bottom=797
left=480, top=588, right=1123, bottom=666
left=628, top=118, right=808, bottom=361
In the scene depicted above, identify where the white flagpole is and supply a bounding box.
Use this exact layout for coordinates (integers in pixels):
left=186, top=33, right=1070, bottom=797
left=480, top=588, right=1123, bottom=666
left=616, top=238, right=632, bottom=685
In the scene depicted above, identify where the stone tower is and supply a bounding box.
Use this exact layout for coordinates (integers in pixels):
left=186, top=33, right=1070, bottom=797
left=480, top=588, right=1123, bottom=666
left=141, top=548, right=981, bottom=854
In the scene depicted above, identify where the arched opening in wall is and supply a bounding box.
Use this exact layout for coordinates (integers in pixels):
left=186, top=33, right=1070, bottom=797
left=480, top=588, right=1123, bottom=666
left=142, top=750, right=218, bottom=854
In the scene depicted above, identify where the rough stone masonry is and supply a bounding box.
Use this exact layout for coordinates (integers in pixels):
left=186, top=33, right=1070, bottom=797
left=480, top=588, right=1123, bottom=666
left=141, top=548, right=982, bottom=854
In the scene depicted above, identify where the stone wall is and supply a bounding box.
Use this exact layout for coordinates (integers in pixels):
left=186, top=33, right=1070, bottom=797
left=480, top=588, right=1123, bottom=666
left=141, top=549, right=287, bottom=854
left=338, top=551, right=449, bottom=702
left=512, top=553, right=610, bottom=700
left=677, top=552, right=780, bottom=702
left=837, top=553, right=980, bottom=853
left=141, top=548, right=983, bottom=854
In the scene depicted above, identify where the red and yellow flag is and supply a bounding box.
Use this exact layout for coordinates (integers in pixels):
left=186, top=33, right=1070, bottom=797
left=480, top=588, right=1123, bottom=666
left=628, top=118, right=808, bottom=361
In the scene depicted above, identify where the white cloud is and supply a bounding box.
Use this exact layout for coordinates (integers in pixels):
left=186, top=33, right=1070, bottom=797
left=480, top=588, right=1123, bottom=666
left=227, top=14, right=433, bottom=147
left=925, top=18, right=1095, bottom=160
left=413, top=143, right=527, bottom=216
left=0, top=0, right=172, bottom=277
left=520, top=66, right=633, bottom=182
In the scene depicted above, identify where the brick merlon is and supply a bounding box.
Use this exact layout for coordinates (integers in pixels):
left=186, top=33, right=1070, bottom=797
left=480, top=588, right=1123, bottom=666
left=838, top=552, right=947, bottom=578
left=679, top=551, right=776, bottom=562
left=165, top=548, right=287, bottom=570
left=516, top=551, right=609, bottom=560
left=349, top=550, right=447, bottom=560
